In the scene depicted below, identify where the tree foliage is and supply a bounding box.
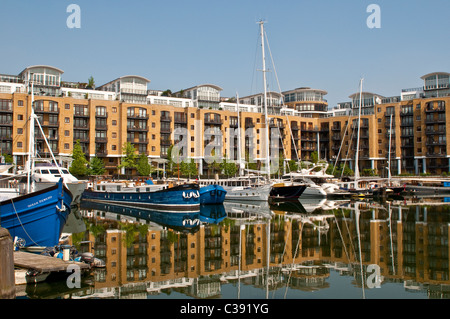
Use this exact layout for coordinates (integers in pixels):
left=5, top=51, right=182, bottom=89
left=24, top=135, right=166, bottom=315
left=118, top=142, right=138, bottom=172
left=89, top=156, right=105, bottom=175
left=70, top=139, right=89, bottom=176
left=137, top=153, right=152, bottom=176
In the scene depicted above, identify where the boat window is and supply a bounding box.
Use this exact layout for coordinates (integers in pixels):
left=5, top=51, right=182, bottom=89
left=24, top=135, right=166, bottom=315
left=62, top=169, right=70, bottom=174
left=50, top=169, right=60, bottom=174
left=41, top=169, right=50, bottom=174
left=117, top=186, right=121, bottom=191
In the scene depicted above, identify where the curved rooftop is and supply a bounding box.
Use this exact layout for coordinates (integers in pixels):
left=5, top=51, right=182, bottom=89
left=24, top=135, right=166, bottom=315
left=19, top=65, right=64, bottom=75
left=420, top=72, right=450, bottom=80
left=119, top=75, right=151, bottom=83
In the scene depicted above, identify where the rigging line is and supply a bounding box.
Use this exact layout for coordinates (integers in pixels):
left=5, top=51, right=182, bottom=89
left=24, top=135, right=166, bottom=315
left=333, top=214, right=351, bottom=263
left=332, top=119, right=350, bottom=175
left=284, top=221, right=302, bottom=299
left=250, top=26, right=262, bottom=96
left=341, top=121, right=356, bottom=180
left=11, top=198, right=40, bottom=247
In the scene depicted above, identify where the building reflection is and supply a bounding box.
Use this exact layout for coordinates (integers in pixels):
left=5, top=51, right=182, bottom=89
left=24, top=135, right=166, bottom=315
left=64, top=199, right=450, bottom=299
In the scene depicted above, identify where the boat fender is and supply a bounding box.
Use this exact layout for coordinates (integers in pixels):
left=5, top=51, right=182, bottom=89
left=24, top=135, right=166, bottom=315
left=183, top=191, right=200, bottom=199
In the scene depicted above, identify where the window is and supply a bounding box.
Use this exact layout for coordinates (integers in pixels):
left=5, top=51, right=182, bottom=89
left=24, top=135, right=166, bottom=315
left=65, top=130, right=70, bottom=137
left=65, top=104, right=70, bottom=110
left=112, top=120, right=117, bottom=126
left=112, top=132, right=117, bottom=138
left=64, top=143, right=70, bottom=150
left=112, top=145, right=117, bottom=151
left=17, top=128, right=23, bottom=135
left=17, top=114, right=23, bottom=121
left=17, top=142, right=22, bottom=148
left=18, top=100, right=23, bottom=106
left=65, top=117, right=70, bottom=123
left=112, top=107, right=117, bottom=113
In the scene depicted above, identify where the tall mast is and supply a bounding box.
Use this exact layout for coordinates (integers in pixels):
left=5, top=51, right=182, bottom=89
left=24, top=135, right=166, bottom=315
left=27, top=78, right=36, bottom=193
left=354, top=78, right=363, bottom=188
left=388, top=113, right=392, bottom=184
left=260, top=20, right=270, bottom=179
left=236, top=92, right=243, bottom=176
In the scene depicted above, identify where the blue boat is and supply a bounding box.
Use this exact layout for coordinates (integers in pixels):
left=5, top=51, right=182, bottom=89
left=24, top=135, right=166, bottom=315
left=81, top=182, right=200, bottom=212
left=199, top=184, right=227, bottom=204
left=0, top=179, right=73, bottom=247
left=199, top=204, right=226, bottom=224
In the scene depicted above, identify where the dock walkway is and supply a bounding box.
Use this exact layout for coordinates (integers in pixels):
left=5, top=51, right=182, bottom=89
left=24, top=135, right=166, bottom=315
left=14, top=251, right=90, bottom=273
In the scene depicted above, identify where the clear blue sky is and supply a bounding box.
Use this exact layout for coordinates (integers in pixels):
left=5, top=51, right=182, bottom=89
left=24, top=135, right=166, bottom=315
left=1, top=0, right=449, bottom=107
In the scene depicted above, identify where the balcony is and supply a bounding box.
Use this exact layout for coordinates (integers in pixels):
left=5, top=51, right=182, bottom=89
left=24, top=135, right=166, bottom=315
left=204, top=117, right=222, bottom=125
left=127, top=125, right=148, bottom=132
left=95, top=137, right=108, bottom=143
left=160, top=115, right=172, bottom=122
left=73, top=124, right=89, bottom=130
left=73, top=110, right=89, bottom=117
left=95, top=123, right=108, bottom=130
left=331, top=125, right=341, bottom=131
left=174, top=115, right=187, bottom=124
left=35, top=106, right=59, bottom=114
left=95, top=112, right=108, bottom=118
left=244, top=119, right=254, bottom=128
left=128, top=138, right=149, bottom=144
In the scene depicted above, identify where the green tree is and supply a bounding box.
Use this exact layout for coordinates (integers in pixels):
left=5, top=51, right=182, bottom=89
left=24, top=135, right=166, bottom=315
left=118, top=142, right=138, bottom=174
left=137, top=153, right=152, bottom=176
left=310, top=151, right=319, bottom=164
left=180, top=158, right=198, bottom=178
left=70, top=139, right=89, bottom=176
left=87, top=76, right=95, bottom=89
left=287, top=159, right=298, bottom=173
left=220, top=159, right=238, bottom=177
left=89, top=156, right=105, bottom=175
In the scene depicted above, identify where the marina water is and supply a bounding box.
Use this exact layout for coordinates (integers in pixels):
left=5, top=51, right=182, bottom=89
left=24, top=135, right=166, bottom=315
left=14, top=196, right=450, bottom=299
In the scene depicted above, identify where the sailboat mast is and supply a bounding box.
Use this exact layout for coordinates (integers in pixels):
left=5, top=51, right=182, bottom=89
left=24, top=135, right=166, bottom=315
left=354, top=78, right=363, bottom=188
left=27, top=79, right=36, bottom=193
left=260, top=20, right=270, bottom=178
left=236, top=92, right=243, bottom=176
left=388, top=113, right=392, bottom=184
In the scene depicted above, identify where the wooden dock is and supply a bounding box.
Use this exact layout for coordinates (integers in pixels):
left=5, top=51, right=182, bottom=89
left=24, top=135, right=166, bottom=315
left=14, top=251, right=90, bottom=283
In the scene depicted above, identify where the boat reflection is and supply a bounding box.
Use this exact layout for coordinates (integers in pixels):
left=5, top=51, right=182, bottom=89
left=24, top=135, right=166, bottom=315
left=17, top=197, right=450, bottom=299
left=80, top=200, right=203, bottom=233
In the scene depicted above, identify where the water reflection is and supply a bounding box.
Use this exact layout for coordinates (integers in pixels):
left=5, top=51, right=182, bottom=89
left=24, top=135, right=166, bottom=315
left=19, top=197, right=450, bottom=299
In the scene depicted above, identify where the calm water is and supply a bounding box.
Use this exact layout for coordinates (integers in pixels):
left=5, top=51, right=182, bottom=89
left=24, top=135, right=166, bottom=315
left=15, top=196, right=450, bottom=300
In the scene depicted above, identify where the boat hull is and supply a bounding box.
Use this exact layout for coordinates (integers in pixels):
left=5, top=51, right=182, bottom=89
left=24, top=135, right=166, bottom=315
left=0, top=180, right=73, bottom=247
left=199, top=185, right=227, bottom=204
left=269, top=184, right=307, bottom=201
left=404, top=185, right=450, bottom=196
left=81, top=183, right=201, bottom=212
left=223, top=184, right=271, bottom=201
left=34, top=181, right=87, bottom=205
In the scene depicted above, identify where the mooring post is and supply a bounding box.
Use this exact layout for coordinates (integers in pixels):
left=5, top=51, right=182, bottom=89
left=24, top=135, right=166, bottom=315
left=0, top=227, right=15, bottom=299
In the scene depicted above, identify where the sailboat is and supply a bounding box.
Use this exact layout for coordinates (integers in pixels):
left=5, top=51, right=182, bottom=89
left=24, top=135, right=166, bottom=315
left=255, top=21, right=307, bottom=201
left=0, top=80, right=73, bottom=247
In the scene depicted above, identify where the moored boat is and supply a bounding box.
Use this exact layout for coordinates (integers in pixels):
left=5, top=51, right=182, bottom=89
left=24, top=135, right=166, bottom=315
left=0, top=178, right=73, bottom=247
left=269, top=183, right=307, bottom=201
left=199, top=184, right=227, bottom=204
left=81, top=182, right=200, bottom=212
left=30, top=163, right=87, bottom=205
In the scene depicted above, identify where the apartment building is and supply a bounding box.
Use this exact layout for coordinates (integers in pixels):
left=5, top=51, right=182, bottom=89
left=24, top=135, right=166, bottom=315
left=0, top=65, right=449, bottom=176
